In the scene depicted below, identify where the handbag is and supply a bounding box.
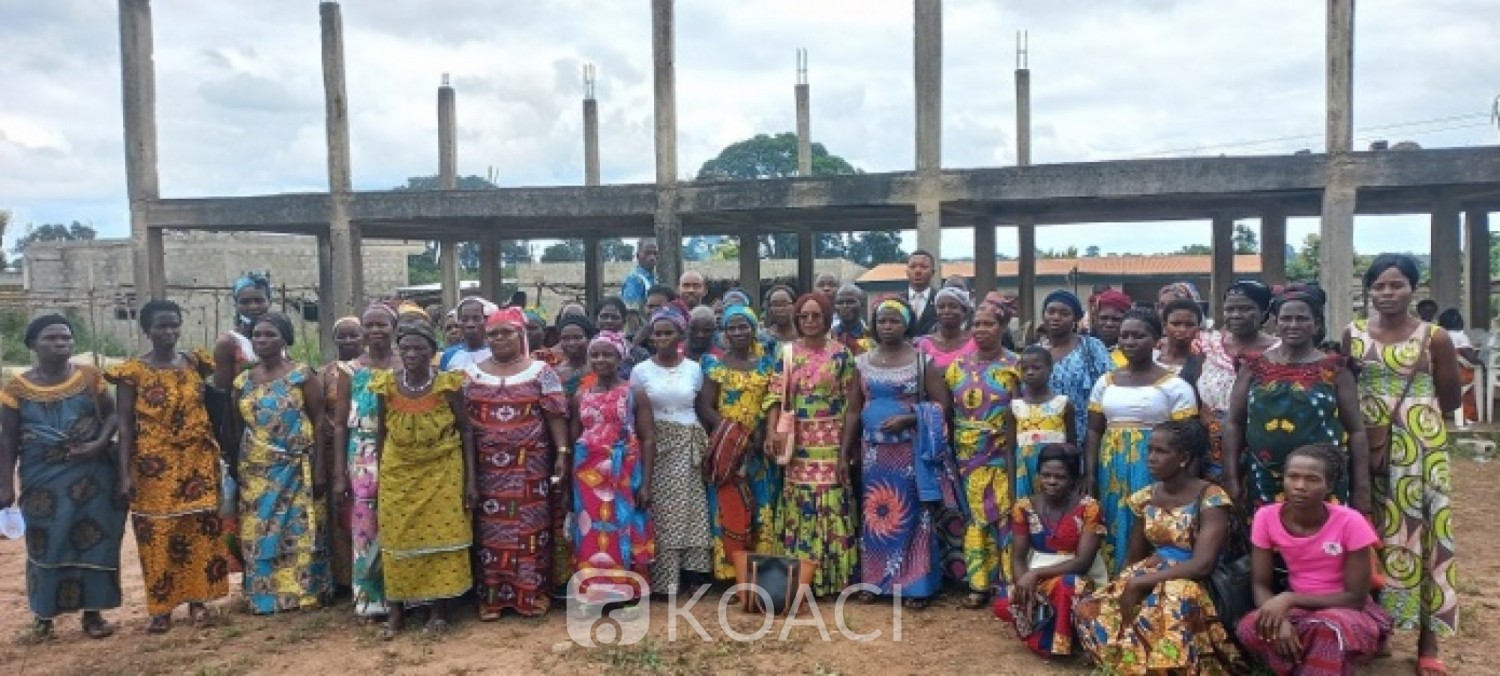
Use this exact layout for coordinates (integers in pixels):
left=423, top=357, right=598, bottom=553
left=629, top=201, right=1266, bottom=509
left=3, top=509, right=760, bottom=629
left=1363, top=324, right=1429, bottom=476
left=706, top=419, right=753, bottom=486
left=773, top=345, right=796, bottom=465
left=1190, top=483, right=1254, bottom=643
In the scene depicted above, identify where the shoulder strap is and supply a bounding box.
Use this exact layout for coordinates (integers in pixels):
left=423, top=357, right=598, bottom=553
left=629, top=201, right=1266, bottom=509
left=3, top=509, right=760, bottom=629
left=916, top=352, right=927, bottom=401
left=1390, top=323, right=1432, bottom=417
left=781, top=343, right=794, bottom=414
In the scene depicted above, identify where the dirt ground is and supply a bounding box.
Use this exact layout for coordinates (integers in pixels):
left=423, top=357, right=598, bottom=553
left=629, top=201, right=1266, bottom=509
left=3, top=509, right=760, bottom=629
left=2, top=446, right=1499, bottom=675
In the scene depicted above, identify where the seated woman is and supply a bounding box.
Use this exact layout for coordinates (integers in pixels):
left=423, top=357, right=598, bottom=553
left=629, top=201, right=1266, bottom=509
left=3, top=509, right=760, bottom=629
left=1236, top=444, right=1392, bottom=676
left=1075, top=419, right=1243, bottom=675
left=995, top=443, right=1106, bottom=659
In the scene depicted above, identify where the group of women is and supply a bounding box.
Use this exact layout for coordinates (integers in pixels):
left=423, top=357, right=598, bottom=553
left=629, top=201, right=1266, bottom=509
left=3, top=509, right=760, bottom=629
left=0, top=253, right=1463, bottom=675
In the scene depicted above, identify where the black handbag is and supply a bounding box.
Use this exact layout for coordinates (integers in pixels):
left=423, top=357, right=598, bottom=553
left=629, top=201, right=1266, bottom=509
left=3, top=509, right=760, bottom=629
left=1191, top=484, right=1254, bottom=640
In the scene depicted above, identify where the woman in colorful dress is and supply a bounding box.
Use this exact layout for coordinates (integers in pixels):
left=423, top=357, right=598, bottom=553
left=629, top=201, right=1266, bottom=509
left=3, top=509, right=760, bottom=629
left=464, top=307, right=570, bottom=619
left=915, top=287, right=976, bottom=369
left=568, top=331, right=656, bottom=605
left=996, top=444, right=1105, bottom=659
left=549, top=313, right=595, bottom=594
left=233, top=312, right=331, bottom=614
left=632, top=305, right=712, bottom=594
left=1085, top=309, right=1198, bottom=572
left=0, top=315, right=125, bottom=640
left=766, top=293, right=858, bottom=597
left=1196, top=280, right=1278, bottom=484
left=1346, top=254, right=1462, bottom=676
left=1038, top=290, right=1115, bottom=444
left=1012, top=346, right=1076, bottom=502
left=695, top=304, right=779, bottom=580
left=214, top=272, right=272, bottom=390
left=844, top=298, right=951, bottom=607
left=1075, top=419, right=1243, bottom=674
left=1236, top=445, right=1392, bottom=676
left=109, top=301, right=230, bottom=633
left=319, top=316, right=363, bottom=592
left=331, top=303, right=399, bottom=618
left=1224, top=285, right=1369, bottom=511
left=371, top=321, right=475, bottom=638
left=944, top=297, right=1021, bottom=608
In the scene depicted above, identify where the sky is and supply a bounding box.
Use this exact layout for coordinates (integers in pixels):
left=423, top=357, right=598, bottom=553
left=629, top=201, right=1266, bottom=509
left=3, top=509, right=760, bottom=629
left=2, top=0, right=1497, bottom=260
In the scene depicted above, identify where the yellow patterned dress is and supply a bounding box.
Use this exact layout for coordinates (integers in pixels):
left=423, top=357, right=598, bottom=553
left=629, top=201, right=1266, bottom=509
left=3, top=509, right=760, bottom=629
left=105, top=352, right=230, bottom=616
left=702, top=352, right=779, bottom=580
left=944, top=350, right=1021, bottom=592
left=1012, top=394, right=1070, bottom=502
left=1348, top=319, right=1458, bottom=635
left=368, top=370, right=472, bottom=603
left=1075, top=485, right=1243, bottom=674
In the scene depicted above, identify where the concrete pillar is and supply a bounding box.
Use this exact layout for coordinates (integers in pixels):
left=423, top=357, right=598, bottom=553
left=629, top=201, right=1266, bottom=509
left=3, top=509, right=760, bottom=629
left=1430, top=194, right=1462, bottom=312
left=583, top=94, right=601, bottom=187
left=480, top=230, right=503, bottom=302
left=317, top=234, right=336, bottom=362
left=120, top=0, right=165, bottom=302
left=913, top=0, right=943, bottom=271
left=973, top=217, right=997, bottom=298
left=738, top=232, right=762, bottom=309
left=795, top=49, right=811, bottom=176
left=1015, top=68, right=1031, bottom=167
left=651, top=0, right=682, bottom=287
left=1260, top=209, right=1287, bottom=286
left=1320, top=0, right=1356, bottom=330
left=1017, top=220, right=1036, bottom=328
left=437, top=78, right=460, bottom=309
left=583, top=235, right=603, bottom=313
left=320, top=1, right=363, bottom=319
left=797, top=229, right=816, bottom=293
left=439, top=239, right=460, bottom=309
left=1210, top=216, right=1235, bottom=323
left=1466, top=210, right=1492, bottom=329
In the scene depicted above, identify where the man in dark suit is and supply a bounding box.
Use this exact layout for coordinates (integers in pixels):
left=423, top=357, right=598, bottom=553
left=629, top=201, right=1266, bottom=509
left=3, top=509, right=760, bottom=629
left=905, top=250, right=939, bottom=336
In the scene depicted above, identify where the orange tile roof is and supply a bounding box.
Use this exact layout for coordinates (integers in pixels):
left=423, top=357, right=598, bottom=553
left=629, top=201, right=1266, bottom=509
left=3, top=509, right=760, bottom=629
left=858, top=254, right=1263, bottom=283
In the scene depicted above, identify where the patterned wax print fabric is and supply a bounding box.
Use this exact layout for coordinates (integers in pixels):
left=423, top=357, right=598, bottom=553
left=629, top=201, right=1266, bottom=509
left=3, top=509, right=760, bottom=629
left=1042, top=335, right=1115, bottom=443
left=343, top=363, right=388, bottom=614
left=1241, top=352, right=1349, bottom=508
left=702, top=352, right=780, bottom=580
left=1012, top=395, right=1070, bottom=502
left=944, top=350, right=1021, bottom=592
left=993, top=496, right=1105, bottom=657
left=571, top=382, right=654, bottom=600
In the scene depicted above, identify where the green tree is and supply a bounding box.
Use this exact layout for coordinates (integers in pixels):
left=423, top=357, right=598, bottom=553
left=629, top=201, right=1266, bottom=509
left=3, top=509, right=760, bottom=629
left=601, top=238, right=634, bottom=263
left=0, top=210, right=8, bottom=268
left=1286, top=233, right=1321, bottom=282
left=847, top=231, right=906, bottom=267
left=1175, top=243, right=1213, bottom=255
left=11, top=221, right=96, bottom=258
left=1084, top=245, right=1101, bottom=257
left=1037, top=246, right=1080, bottom=259
left=1233, top=222, right=1259, bottom=254
left=541, top=239, right=585, bottom=262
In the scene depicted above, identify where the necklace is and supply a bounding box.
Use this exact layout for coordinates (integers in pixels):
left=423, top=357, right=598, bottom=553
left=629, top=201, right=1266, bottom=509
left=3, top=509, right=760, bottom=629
left=403, top=367, right=434, bottom=392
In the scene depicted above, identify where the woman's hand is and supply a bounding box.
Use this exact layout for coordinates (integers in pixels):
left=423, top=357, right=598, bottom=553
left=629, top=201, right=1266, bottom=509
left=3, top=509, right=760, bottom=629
left=837, top=458, right=851, bottom=488
left=68, top=438, right=109, bottom=461
left=1223, top=473, right=1244, bottom=507
left=115, top=476, right=136, bottom=508
left=1117, top=576, right=1152, bottom=627
left=1256, top=592, right=1295, bottom=640
left=1273, top=619, right=1302, bottom=663
left=1013, top=571, right=1039, bottom=602
left=879, top=414, right=917, bottom=435
left=331, top=475, right=348, bottom=503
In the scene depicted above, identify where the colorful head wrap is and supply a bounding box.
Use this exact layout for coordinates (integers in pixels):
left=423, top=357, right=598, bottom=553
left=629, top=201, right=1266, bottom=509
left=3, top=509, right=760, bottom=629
left=362, top=301, right=399, bottom=323
left=523, top=307, right=546, bottom=326
left=1094, top=289, right=1134, bottom=314
left=1225, top=280, right=1272, bottom=313
left=486, top=306, right=530, bottom=352
left=874, top=297, right=914, bottom=327
left=1043, top=289, right=1084, bottom=319
left=721, top=288, right=752, bottom=308
left=976, top=292, right=1015, bottom=320
left=589, top=331, right=629, bottom=360
left=232, top=271, right=271, bottom=300
left=396, top=320, right=438, bottom=349
left=934, top=286, right=973, bottom=311
left=456, top=296, right=499, bottom=318
left=1158, top=281, right=1202, bottom=303
left=396, top=301, right=429, bottom=321
left=722, top=303, right=759, bottom=330
left=648, top=305, right=689, bottom=335
left=332, top=315, right=362, bottom=334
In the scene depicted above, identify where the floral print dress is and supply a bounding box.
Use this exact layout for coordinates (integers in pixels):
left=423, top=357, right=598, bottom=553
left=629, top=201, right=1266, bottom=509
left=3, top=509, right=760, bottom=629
left=944, top=350, right=1021, bottom=592
left=702, top=352, right=779, bottom=580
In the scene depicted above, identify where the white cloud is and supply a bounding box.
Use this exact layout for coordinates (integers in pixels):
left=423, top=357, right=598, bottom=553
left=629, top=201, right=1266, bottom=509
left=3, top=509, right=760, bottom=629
left=1, top=0, right=1495, bottom=258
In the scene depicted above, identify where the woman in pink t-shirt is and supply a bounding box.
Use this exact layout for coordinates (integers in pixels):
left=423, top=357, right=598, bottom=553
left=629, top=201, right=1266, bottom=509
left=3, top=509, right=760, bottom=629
left=1236, top=444, right=1392, bottom=675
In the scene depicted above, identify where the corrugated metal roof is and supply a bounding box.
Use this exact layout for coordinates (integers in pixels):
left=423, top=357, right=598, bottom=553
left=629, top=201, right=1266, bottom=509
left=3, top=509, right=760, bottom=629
left=857, top=254, right=1264, bottom=283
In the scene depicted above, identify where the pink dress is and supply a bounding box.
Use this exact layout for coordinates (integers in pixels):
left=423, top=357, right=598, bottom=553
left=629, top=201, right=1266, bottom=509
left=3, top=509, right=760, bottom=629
left=915, top=336, right=977, bottom=371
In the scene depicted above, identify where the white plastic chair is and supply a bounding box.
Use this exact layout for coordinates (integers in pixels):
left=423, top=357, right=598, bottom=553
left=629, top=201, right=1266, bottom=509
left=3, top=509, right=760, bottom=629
left=1485, top=345, right=1500, bottom=424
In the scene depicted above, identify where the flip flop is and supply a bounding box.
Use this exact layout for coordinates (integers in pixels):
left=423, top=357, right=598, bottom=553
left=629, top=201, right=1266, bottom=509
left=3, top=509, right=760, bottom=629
left=146, top=615, right=172, bottom=634
left=1417, top=656, right=1449, bottom=676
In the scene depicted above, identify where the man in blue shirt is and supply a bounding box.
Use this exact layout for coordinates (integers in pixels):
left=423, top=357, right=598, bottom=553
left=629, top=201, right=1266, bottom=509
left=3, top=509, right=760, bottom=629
left=620, top=238, right=659, bottom=327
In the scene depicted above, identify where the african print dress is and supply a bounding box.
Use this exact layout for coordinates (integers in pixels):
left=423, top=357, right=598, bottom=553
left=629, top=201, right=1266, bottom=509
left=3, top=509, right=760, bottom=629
left=767, top=341, right=858, bottom=597
left=1043, top=335, right=1115, bottom=443
left=855, top=354, right=941, bottom=599
left=702, top=352, right=779, bottom=581
left=1195, top=332, right=1276, bottom=483
left=1012, top=395, right=1070, bottom=502
left=631, top=358, right=712, bottom=594
left=106, top=353, right=230, bottom=616
left=1088, top=373, right=1198, bottom=572
left=571, top=382, right=654, bottom=599
left=1241, top=352, right=1349, bottom=508
left=944, top=350, right=1020, bottom=593
left=551, top=362, right=588, bottom=596
left=1349, top=319, right=1459, bottom=635
left=370, top=370, right=472, bottom=604
left=318, top=361, right=351, bottom=588
left=234, top=367, right=330, bottom=614
left=1075, top=485, right=1243, bottom=674
left=914, top=336, right=976, bottom=371
left=995, top=496, right=1105, bottom=657
left=2, top=366, right=126, bottom=620
left=464, top=361, right=567, bottom=617
left=343, top=363, right=388, bottom=614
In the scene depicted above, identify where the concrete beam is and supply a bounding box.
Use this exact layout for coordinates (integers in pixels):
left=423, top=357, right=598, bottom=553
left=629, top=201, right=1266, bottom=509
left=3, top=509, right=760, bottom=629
left=1320, top=0, right=1356, bottom=331
left=973, top=217, right=997, bottom=297
left=1260, top=209, right=1287, bottom=287
left=738, top=232, right=762, bottom=309
left=1210, top=216, right=1235, bottom=322
left=651, top=0, right=682, bottom=287
left=1466, top=210, right=1492, bottom=329
left=438, top=81, right=456, bottom=190
left=1430, top=193, right=1462, bottom=312
left=1017, top=220, right=1036, bottom=329
left=1326, top=0, right=1354, bottom=155
left=120, top=0, right=164, bottom=302
left=321, top=1, right=362, bottom=319
left=797, top=229, right=816, bottom=293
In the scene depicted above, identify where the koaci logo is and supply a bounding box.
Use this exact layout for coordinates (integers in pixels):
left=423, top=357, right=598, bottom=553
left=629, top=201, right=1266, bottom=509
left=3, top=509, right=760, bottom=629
left=565, top=568, right=651, bottom=647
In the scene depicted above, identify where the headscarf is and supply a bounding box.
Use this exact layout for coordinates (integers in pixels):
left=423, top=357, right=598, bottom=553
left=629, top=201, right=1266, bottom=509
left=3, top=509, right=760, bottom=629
left=523, top=307, right=546, bottom=326
left=486, top=306, right=529, bottom=352
left=1274, top=282, right=1326, bottom=315
left=362, top=301, right=399, bottom=324
left=332, top=315, right=362, bottom=334
left=934, top=286, right=973, bottom=311
left=396, top=320, right=438, bottom=349
left=721, top=288, right=752, bottom=309
left=457, top=296, right=499, bottom=319
left=648, top=304, right=689, bottom=335
left=555, top=302, right=587, bottom=324
left=1225, top=280, right=1272, bottom=314
left=874, top=297, right=914, bottom=328
left=976, top=293, right=1014, bottom=321
left=1093, top=289, right=1133, bottom=314
left=1158, top=281, right=1202, bottom=303
left=232, top=271, right=271, bottom=300
left=1043, top=289, right=1084, bottom=319
left=689, top=305, right=717, bottom=326
left=589, top=331, right=629, bottom=360
left=722, top=304, right=759, bottom=330
left=24, top=314, right=72, bottom=349
left=396, top=301, right=429, bottom=322
left=556, top=313, right=596, bottom=338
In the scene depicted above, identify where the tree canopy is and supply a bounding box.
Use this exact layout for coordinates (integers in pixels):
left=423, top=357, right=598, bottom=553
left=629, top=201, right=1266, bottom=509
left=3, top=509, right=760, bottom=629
left=11, top=221, right=96, bottom=259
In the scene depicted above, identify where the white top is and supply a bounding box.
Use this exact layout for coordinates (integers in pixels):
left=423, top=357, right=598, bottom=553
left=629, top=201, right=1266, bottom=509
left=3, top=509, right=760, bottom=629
left=630, top=358, right=704, bottom=425
left=444, top=346, right=492, bottom=372
left=1448, top=330, right=1471, bottom=349
left=1088, top=372, right=1199, bottom=426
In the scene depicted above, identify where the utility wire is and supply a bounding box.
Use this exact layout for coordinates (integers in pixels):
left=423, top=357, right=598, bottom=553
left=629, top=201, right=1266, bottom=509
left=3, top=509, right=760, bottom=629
left=1133, top=111, right=1491, bottom=158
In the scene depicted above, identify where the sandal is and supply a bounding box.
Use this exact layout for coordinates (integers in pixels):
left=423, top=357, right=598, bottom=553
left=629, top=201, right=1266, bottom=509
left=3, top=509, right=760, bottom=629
left=961, top=591, right=990, bottom=610
left=146, top=614, right=172, bottom=634
left=902, top=597, right=929, bottom=611
left=1417, top=657, right=1449, bottom=676
left=81, top=614, right=116, bottom=639
left=189, top=604, right=213, bottom=627
left=19, top=619, right=54, bottom=644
